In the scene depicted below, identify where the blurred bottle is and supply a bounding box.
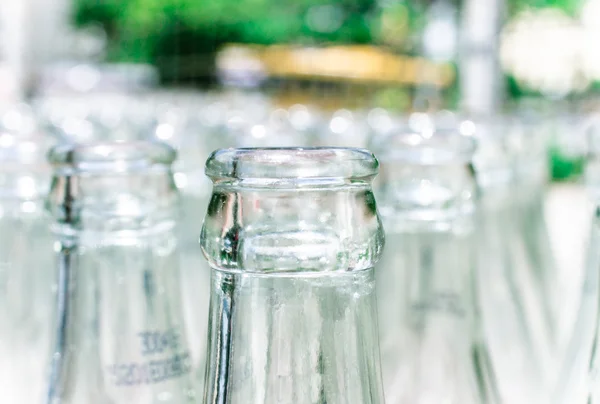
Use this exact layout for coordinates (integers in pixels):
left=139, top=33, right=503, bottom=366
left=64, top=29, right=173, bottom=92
left=45, top=141, right=196, bottom=404
left=201, top=147, right=386, bottom=403
left=317, top=109, right=369, bottom=148
left=511, top=116, right=561, bottom=340
left=0, top=125, right=56, bottom=403
left=556, top=119, right=600, bottom=403
left=288, top=104, right=323, bottom=146
left=150, top=102, right=231, bottom=394
left=228, top=108, right=306, bottom=148
left=372, top=129, right=499, bottom=403
left=472, top=117, right=555, bottom=403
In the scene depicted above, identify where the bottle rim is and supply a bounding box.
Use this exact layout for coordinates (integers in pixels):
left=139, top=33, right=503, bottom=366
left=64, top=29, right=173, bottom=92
left=205, top=147, right=379, bottom=184
left=48, top=140, right=177, bottom=175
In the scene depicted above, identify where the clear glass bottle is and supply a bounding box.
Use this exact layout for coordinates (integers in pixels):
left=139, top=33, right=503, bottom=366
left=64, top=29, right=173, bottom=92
left=317, top=110, right=369, bottom=148
left=0, top=130, right=56, bottom=403
left=371, top=129, right=500, bottom=404
left=471, top=117, right=556, bottom=403
left=150, top=104, right=221, bottom=390
left=45, top=141, right=196, bottom=404
left=200, top=147, right=386, bottom=404
left=510, top=116, right=560, bottom=343
left=559, top=123, right=600, bottom=404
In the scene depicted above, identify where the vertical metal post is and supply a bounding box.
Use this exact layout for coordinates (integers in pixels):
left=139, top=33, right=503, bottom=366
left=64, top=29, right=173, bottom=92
left=459, top=0, right=506, bottom=116
left=0, top=0, right=30, bottom=102
left=1, top=0, right=72, bottom=101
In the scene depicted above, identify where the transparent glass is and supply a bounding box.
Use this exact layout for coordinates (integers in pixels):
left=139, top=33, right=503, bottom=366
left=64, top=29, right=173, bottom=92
left=557, top=125, right=600, bottom=403
left=371, top=130, right=499, bottom=404
left=149, top=105, right=226, bottom=390
left=467, top=117, right=558, bottom=403
left=200, top=147, right=386, bottom=404
left=45, top=141, right=196, bottom=404
left=0, top=131, right=56, bottom=403
left=512, top=117, right=559, bottom=343
left=316, top=110, right=369, bottom=148
left=231, top=108, right=308, bottom=148
left=583, top=203, right=600, bottom=404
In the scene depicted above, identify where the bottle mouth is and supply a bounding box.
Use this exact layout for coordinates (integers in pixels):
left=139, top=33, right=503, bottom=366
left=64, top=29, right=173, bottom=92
left=371, top=129, right=476, bottom=165
left=48, top=140, right=177, bottom=175
left=205, top=147, right=379, bottom=185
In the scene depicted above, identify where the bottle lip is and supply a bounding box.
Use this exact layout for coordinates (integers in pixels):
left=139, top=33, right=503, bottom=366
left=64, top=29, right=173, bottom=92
left=205, top=147, right=379, bottom=184
left=372, top=129, right=476, bottom=166
left=48, top=140, right=177, bottom=175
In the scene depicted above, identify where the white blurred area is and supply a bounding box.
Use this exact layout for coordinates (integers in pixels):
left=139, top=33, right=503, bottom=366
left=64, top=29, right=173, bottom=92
left=501, top=0, right=600, bottom=97
left=0, top=0, right=71, bottom=101
left=547, top=185, right=591, bottom=341
left=0, top=0, right=118, bottom=103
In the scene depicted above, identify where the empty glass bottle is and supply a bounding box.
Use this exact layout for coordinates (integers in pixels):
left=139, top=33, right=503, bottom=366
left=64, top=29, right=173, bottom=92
left=45, top=141, right=196, bottom=404
left=0, top=129, right=56, bottom=403
left=200, top=147, right=386, bottom=404
left=511, top=117, right=560, bottom=343
left=558, top=121, right=600, bottom=403
left=472, top=117, right=555, bottom=403
left=371, top=129, right=499, bottom=404
left=149, top=106, right=221, bottom=390
left=317, top=110, right=369, bottom=148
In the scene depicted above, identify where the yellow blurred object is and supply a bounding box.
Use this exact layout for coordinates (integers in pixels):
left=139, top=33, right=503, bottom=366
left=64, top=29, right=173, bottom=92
left=218, top=44, right=455, bottom=88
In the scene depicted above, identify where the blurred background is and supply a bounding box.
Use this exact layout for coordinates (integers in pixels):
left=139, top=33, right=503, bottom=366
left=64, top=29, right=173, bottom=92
left=1, top=2, right=597, bottom=398
left=0, top=0, right=595, bottom=219
left=0, top=0, right=594, bottom=244
left=2, top=0, right=599, bottom=178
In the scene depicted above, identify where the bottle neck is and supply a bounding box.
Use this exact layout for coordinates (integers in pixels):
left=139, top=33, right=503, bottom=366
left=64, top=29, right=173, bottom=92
left=47, top=208, right=195, bottom=402
left=204, top=269, right=384, bottom=404
left=375, top=161, right=476, bottom=233
left=201, top=185, right=384, bottom=274
left=47, top=169, right=179, bottom=233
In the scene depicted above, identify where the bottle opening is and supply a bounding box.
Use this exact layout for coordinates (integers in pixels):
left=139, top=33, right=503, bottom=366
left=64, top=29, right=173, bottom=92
left=48, top=141, right=177, bottom=175
left=205, top=147, right=379, bottom=185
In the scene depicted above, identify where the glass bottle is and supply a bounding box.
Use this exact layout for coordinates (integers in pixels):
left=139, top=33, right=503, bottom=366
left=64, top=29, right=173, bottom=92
left=45, top=141, right=196, bottom=404
left=0, top=129, right=56, bottom=403
left=317, top=110, right=369, bottom=148
left=371, top=129, right=499, bottom=404
left=557, top=122, right=600, bottom=404
left=472, top=117, right=555, bottom=403
left=511, top=116, right=560, bottom=342
left=200, top=147, right=386, bottom=404
left=150, top=104, right=219, bottom=390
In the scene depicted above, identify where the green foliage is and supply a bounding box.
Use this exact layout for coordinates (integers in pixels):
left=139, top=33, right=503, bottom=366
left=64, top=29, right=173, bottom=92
left=507, top=0, right=583, bottom=16
left=74, top=0, right=380, bottom=65
left=550, top=145, right=585, bottom=181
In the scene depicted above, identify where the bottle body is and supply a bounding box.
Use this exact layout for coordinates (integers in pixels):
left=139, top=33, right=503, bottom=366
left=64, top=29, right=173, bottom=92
left=200, top=148, right=386, bottom=404
left=204, top=269, right=383, bottom=404
left=179, top=191, right=211, bottom=393
left=378, top=229, right=495, bottom=404
left=476, top=183, right=554, bottom=403
left=471, top=118, right=557, bottom=402
left=0, top=133, right=56, bottom=403
left=567, top=136, right=600, bottom=404
left=555, top=210, right=600, bottom=404
left=48, top=218, right=195, bottom=404
left=45, top=142, right=196, bottom=404
left=371, top=129, right=499, bottom=404
left=0, top=198, right=56, bottom=403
